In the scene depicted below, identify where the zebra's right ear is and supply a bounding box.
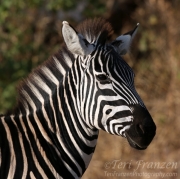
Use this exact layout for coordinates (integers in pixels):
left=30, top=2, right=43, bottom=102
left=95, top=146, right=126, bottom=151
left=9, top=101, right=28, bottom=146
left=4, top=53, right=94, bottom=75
left=62, top=21, right=94, bottom=57
left=111, top=23, right=139, bottom=55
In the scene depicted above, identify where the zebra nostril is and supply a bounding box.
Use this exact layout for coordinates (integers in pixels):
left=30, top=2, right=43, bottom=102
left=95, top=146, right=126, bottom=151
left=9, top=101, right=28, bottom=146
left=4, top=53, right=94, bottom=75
left=136, top=123, right=145, bottom=135
left=106, top=109, right=112, bottom=115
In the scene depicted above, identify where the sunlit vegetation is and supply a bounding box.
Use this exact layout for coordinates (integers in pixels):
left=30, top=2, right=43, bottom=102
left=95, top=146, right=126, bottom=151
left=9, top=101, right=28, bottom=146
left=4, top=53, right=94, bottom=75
left=0, top=1, right=180, bottom=178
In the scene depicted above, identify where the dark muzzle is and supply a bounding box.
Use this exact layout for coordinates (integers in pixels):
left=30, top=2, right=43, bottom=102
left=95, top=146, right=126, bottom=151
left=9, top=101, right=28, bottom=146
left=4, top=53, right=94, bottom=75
left=125, top=104, right=156, bottom=150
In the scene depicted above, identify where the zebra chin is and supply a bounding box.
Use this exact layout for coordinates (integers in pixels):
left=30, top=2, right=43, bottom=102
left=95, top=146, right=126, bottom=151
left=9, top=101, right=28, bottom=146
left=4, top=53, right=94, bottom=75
left=125, top=104, right=156, bottom=150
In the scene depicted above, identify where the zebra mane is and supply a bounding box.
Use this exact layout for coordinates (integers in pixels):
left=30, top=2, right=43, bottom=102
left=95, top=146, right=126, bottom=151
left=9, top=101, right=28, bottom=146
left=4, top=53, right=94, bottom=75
left=14, top=46, right=75, bottom=114
left=13, top=18, right=113, bottom=114
left=77, top=18, right=113, bottom=44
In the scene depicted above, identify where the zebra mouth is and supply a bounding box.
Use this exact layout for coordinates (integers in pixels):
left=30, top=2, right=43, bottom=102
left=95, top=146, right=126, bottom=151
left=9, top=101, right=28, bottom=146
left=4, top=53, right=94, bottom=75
left=125, top=132, right=147, bottom=150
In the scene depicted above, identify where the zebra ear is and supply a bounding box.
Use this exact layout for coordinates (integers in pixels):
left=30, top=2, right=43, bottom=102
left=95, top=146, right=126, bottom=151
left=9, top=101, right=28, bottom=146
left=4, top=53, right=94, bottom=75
left=62, top=21, right=94, bottom=56
left=111, top=23, right=139, bottom=55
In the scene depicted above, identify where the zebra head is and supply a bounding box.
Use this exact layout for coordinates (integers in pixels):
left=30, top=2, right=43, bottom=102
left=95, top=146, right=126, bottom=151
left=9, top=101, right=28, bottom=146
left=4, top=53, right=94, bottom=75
left=62, top=19, right=156, bottom=150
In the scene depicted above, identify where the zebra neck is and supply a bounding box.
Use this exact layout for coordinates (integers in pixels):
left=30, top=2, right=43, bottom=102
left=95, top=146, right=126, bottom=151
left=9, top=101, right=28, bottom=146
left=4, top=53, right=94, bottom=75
left=0, top=74, right=99, bottom=178
left=0, top=46, right=101, bottom=177
left=59, top=73, right=99, bottom=162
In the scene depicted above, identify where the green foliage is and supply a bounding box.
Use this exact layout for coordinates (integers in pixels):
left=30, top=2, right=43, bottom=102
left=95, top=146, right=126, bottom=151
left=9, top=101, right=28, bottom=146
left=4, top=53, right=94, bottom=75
left=83, top=0, right=106, bottom=17
left=46, top=0, right=79, bottom=11
left=0, top=0, right=107, bottom=114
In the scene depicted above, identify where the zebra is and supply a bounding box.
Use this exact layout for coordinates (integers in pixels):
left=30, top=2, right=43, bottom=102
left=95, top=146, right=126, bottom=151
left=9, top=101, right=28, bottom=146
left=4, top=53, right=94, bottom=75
left=0, top=18, right=156, bottom=179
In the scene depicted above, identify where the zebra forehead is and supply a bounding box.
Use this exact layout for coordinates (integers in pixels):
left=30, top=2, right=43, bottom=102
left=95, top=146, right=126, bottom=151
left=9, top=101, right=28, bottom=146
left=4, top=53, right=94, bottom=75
left=76, top=18, right=113, bottom=44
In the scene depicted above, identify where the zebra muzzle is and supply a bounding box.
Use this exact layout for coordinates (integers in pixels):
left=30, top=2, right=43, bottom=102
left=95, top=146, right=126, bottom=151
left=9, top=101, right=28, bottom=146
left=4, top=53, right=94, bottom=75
left=125, top=104, right=156, bottom=150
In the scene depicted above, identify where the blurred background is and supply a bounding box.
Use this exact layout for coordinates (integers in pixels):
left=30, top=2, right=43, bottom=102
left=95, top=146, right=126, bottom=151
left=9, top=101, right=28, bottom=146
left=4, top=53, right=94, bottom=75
left=0, top=0, right=180, bottom=178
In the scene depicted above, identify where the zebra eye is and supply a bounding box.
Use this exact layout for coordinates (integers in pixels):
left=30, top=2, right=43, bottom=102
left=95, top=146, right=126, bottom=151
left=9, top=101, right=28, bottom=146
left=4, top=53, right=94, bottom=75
left=96, top=74, right=108, bottom=81
left=96, top=74, right=111, bottom=83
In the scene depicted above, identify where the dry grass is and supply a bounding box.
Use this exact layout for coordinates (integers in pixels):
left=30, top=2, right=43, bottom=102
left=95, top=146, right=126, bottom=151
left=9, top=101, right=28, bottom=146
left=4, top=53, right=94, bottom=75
left=83, top=1, right=180, bottom=179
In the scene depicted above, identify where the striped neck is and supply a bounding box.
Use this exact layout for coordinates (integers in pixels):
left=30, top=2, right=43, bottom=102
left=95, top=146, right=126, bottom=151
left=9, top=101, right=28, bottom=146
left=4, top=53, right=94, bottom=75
left=0, top=60, right=99, bottom=178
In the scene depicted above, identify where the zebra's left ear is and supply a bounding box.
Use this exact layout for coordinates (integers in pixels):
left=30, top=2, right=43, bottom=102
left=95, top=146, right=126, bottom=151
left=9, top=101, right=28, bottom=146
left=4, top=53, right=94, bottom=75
left=62, top=21, right=94, bottom=56
left=111, top=23, right=139, bottom=55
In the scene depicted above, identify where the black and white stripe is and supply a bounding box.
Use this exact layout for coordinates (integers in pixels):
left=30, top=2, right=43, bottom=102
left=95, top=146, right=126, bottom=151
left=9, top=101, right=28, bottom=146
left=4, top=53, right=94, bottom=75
left=0, top=18, right=156, bottom=178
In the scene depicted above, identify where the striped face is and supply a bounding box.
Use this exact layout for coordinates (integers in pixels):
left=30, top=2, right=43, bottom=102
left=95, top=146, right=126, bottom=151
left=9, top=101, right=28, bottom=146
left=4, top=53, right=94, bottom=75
left=78, top=45, right=156, bottom=150
left=62, top=20, right=156, bottom=150
left=79, top=46, right=135, bottom=131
